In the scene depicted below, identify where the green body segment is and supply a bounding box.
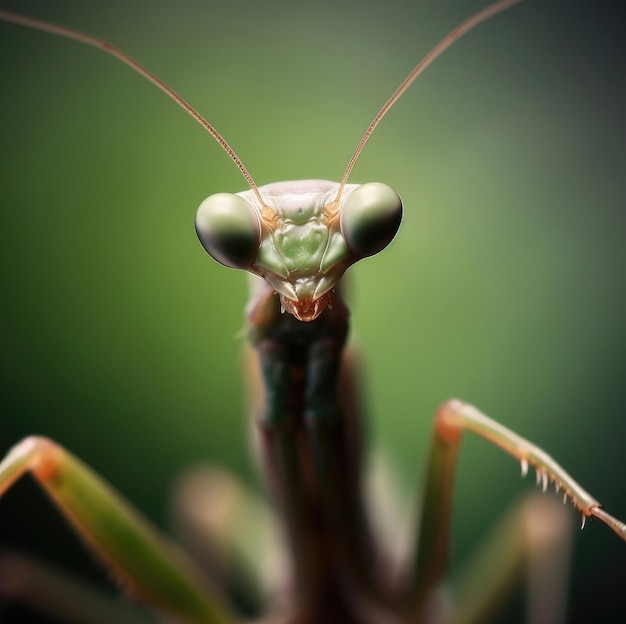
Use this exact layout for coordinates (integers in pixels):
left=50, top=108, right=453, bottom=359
left=251, top=181, right=352, bottom=282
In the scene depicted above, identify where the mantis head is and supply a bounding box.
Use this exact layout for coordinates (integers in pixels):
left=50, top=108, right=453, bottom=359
left=194, top=180, right=402, bottom=321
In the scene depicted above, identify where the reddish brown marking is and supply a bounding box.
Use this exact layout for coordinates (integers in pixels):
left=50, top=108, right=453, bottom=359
left=30, top=437, right=63, bottom=484
left=434, top=400, right=463, bottom=445
left=283, top=293, right=332, bottom=322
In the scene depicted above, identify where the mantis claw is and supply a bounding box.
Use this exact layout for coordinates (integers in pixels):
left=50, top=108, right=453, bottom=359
left=520, top=458, right=528, bottom=478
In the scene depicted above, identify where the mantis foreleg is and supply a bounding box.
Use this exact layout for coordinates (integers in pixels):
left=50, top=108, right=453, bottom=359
left=0, top=437, right=236, bottom=624
left=405, top=399, right=626, bottom=619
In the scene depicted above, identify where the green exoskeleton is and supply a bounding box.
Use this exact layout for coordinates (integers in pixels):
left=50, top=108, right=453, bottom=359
left=0, top=1, right=624, bottom=623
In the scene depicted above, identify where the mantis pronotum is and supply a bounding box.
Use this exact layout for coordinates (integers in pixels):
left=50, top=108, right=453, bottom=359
left=1, top=1, right=624, bottom=624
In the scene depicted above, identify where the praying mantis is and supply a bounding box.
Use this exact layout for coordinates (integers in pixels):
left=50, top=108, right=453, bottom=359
left=1, top=0, right=625, bottom=622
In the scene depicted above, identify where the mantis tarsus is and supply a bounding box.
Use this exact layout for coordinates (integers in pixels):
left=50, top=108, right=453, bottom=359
left=1, top=0, right=624, bottom=620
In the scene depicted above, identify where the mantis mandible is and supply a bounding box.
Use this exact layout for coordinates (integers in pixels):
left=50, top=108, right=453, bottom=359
left=0, top=0, right=624, bottom=622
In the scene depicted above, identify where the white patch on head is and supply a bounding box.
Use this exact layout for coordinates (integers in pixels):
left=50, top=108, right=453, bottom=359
left=238, top=180, right=358, bottom=220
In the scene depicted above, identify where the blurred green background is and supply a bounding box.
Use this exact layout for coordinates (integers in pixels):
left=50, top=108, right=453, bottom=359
left=0, top=0, right=624, bottom=621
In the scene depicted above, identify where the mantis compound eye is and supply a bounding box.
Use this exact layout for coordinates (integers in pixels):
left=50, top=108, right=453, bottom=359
left=340, top=182, right=403, bottom=258
left=195, top=193, right=261, bottom=269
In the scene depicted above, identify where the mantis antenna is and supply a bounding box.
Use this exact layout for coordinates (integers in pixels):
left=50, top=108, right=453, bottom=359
left=335, top=0, right=524, bottom=202
left=0, top=0, right=522, bottom=209
left=0, top=9, right=267, bottom=209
